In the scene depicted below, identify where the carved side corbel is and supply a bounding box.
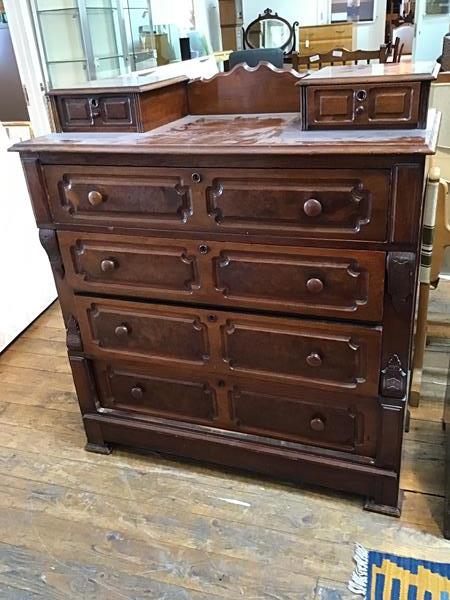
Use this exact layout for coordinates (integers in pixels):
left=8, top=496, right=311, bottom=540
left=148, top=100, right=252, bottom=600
left=386, top=252, right=415, bottom=313
left=39, top=228, right=64, bottom=279
left=66, top=314, right=83, bottom=352
left=381, top=354, right=407, bottom=398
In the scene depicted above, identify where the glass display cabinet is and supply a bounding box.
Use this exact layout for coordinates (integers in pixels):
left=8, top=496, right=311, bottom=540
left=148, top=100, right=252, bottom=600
left=31, top=0, right=156, bottom=88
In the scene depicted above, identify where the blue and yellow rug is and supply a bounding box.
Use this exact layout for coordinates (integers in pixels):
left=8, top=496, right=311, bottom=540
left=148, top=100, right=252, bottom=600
left=349, top=544, right=450, bottom=599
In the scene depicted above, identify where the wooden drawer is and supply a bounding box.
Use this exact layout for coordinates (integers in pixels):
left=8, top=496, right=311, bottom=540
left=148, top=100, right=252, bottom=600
left=60, top=231, right=385, bottom=321
left=228, top=379, right=378, bottom=456
left=92, top=359, right=379, bottom=457
left=44, top=166, right=193, bottom=229
left=203, top=168, right=391, bottom=242
left=93, top=360, right=218, bottom=426
left=76, top=297, right=382, bottom=395
left=45, top=166, right=391, bottom=242
left=303, top=82, right=422, bottom=130
left=54, top=94, right=137, bottom=132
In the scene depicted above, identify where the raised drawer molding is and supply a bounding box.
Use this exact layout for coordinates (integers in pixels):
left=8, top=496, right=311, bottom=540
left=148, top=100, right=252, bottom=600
left=12, top=62, right=439, bottom=517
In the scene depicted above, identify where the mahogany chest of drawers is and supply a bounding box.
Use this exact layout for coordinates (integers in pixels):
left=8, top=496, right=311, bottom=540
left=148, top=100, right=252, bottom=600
left=13, top=64, right=440, bottom=515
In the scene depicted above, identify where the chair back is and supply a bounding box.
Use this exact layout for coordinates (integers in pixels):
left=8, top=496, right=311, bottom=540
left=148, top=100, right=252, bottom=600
left=229, top=48, right=284, bottom=69
left=294, top=45, right=389, bottom=70
left=392, top=23, right=414, bottom=54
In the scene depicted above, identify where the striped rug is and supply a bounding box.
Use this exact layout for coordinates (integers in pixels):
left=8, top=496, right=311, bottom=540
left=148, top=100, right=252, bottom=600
left=349, top=544, right=450, bottom=599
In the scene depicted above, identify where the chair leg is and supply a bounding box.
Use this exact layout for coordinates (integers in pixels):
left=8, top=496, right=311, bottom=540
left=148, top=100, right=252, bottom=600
left=410, top=282, right=431, bottom=407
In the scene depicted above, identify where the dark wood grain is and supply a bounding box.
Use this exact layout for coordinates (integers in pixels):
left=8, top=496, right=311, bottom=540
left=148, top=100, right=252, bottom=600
left=299, top=62, right=438, bottom=131
left=13, top=67, right=439, bottom=515
left=188, top=62, right=304, bottom=115
left=58, top=231, right=385, bottom=321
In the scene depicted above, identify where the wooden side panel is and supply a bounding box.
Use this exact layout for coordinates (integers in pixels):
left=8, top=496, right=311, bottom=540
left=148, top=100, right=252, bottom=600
left=138, top=83, right=188, bottom=132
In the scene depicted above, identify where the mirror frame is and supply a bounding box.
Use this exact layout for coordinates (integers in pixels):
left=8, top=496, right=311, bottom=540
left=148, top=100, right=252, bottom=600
left=243, top=8, right=299, bottom=54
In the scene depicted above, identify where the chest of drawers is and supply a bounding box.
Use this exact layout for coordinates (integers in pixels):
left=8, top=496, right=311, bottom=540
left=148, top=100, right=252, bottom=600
left=14, top=64, right=440, bottom=516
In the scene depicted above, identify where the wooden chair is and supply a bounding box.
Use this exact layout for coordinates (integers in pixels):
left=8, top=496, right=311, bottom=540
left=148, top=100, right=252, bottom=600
left=410, top=168, right=449, bottom=406
left=392, top=23, right=414, bottom=55
left=293, top=44, right=390, bottom=70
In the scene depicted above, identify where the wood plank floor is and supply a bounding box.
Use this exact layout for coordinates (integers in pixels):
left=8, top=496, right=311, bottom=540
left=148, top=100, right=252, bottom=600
left=0, top=294, right=449, bottom=599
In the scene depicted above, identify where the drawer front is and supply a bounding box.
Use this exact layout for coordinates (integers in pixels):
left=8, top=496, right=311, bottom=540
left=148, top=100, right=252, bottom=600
left=204, top=168, right=390, bottom=241
left=100, top=96, right=135, bottom=127
left=93, top=360, right=218, bottom=425
left=306, top=83, right=421, bottom=129
left=59, top=232, right=385, bottom=321
left=44, top=166, right=193, bottom=229
left=76, top=297, right=382, bottom=395
left=57, top=96, right=92, bottom=129
left=45, top=166, right=390, bottom=242
left=56, top=95, right=137, bottom=131
left=91, top=359, right=378, bottom=457
left=229, top=381, right=377, bottom=456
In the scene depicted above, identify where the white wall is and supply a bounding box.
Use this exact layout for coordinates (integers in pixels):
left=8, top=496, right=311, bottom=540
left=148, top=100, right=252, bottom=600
left=354, top=0, right=386, bottom=49
left=243, top=1, right=318, bottom=27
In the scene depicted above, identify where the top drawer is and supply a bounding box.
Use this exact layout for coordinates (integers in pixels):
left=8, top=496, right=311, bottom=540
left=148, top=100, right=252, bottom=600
left=54, top=95, right=137, bottom=132
left=43, top=165, right=391, bottom=242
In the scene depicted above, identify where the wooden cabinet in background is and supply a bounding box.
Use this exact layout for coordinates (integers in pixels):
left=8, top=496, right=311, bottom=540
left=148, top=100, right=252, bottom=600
left=299, top=22, right=354, bottom=55
left=219, top=0, right=243, bottom=50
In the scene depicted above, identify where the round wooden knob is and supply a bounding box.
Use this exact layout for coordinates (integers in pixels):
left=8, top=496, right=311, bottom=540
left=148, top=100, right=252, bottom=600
left=303, top=198, right=322, bottom=217
left=310, top=417, right=325, bottom=432
left=306, top=278, right=324, bottom=294
left=100, top=259, right=117, bottom=273
left=306, top=352, right=322, bottom=368
left=191, top=172, right=202, bottom=183
left=355, top=105, right=365, bottom=115
left=88, top=190, right=104, bottom=206
left=130, top=386, right=144, bottom=400
left=114, top=324, right=130, bottom=339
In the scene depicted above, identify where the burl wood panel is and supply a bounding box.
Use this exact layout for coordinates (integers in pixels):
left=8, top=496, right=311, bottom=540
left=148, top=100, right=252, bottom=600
left=44, top=165, right=193, bottom=229
left=204, top=168, right=391, bottom=242
left=93, top=360, right=218, bottom=425
left=58, top=231, right=386, bottom=321
left=76, top=296, right=382, bottom=396
left=188, top=62, right=304, bottom=115
left=92, top=358, right=379, bottom=457
left=229, top=381, right=378, bottom=456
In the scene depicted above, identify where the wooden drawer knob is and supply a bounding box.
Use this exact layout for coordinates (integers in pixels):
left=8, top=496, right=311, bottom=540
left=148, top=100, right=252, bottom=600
left=310, top=417, right=325, bottom=432
left=306, top=352, right=322, bottom=367
left=130, top=386, right=144, bottom=400
left=303, top=198, right=322, bottom=217
left=115, top=324, right=130, bottom=338
left=100, top=259, right=117, bottom=273
left=88, top=190, right=104, bottom=206
left=306, top=278, right=324, bottom=294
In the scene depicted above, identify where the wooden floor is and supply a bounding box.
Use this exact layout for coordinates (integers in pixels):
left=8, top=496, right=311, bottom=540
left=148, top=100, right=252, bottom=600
left=0, top=293, right=449, bottom=599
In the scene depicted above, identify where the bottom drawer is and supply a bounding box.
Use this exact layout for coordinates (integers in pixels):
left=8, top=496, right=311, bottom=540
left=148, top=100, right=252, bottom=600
left=92, top=360, right=379, bottom=458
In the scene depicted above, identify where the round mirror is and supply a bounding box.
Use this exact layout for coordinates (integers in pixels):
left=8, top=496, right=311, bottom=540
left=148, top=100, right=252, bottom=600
left=247, top=18, right=291, bottom=49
